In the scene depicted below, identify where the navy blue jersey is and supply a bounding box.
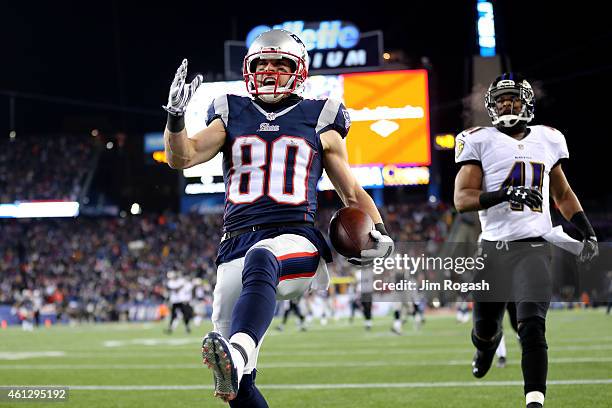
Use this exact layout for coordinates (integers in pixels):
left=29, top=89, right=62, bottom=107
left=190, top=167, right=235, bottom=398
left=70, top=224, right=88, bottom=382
left=206, top=94, right=350, bottom=232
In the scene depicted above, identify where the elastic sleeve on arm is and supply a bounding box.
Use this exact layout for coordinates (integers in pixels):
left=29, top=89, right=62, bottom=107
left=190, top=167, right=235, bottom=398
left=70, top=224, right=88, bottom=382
left=454, top=131, right=481, bottom=164
left=206, top=95, right=229, bottom=128
left=316, top=99, right=350, bottom=138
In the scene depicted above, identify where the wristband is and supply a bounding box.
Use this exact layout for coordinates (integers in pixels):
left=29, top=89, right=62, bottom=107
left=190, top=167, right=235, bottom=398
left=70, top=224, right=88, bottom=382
left=375, top=223, right=388, bottom=236
left=166, top=113, right=185, bottom=133
left=479, top=189, right=506, bottom=209
left=570, top=211, right=596, bottom=239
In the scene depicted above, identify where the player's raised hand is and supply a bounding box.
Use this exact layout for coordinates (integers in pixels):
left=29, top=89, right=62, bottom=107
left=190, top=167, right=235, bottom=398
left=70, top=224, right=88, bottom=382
left=504, top=186, right=543, bottom=210
left=163, top=59, right=203, bottom=116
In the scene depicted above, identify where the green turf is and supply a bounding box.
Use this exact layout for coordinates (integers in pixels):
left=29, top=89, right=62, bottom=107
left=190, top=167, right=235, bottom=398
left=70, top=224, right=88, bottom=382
left=0, top=308, right=611, bottom=407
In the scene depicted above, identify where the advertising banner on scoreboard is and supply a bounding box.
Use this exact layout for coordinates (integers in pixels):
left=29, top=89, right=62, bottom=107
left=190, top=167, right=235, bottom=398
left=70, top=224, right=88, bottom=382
left=182, top=69, right=431, bottom=195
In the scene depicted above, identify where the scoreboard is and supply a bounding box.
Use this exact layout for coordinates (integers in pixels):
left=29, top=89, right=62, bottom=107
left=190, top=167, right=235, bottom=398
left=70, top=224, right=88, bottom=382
left=158, top=69, right=431, bottom=197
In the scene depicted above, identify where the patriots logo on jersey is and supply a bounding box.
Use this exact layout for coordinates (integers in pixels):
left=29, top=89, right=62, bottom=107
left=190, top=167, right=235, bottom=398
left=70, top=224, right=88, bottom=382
left=259, top=123, right=280, bottom=132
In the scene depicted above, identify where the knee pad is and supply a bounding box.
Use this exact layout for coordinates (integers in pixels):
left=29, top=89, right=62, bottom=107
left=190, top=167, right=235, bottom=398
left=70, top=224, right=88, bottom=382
left=518, top=317, right=547, bottom=353
left=243, top=248, right=279, bottom=287
left=474, top=319, right=501, bottom=342
left=472, top=318, right=502, bottom=351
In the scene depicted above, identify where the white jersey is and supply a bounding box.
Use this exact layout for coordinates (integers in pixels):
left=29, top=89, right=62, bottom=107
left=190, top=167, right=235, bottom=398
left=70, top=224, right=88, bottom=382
left=455, top=125, right=569, bottom=241
left=167, top=278, right=194, bottom=304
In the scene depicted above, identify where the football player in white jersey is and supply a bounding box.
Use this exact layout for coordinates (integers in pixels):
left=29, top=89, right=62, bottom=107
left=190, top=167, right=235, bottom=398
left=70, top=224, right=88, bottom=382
left=454, top=73, right=599, bottom=408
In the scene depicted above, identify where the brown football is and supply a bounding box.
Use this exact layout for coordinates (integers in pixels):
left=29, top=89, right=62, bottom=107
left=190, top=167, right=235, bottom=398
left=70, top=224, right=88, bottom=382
left=328, top=207, right=375, bottom=258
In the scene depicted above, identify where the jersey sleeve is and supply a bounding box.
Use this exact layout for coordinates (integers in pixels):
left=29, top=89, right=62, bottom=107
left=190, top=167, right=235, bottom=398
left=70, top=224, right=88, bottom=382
left=315, top=98, right=350, bottom=138
left=205, top=94, right=230, bottom=128
left=454, top=128, right=483, bottom=165
left=547, top=127, right=569, bottom=167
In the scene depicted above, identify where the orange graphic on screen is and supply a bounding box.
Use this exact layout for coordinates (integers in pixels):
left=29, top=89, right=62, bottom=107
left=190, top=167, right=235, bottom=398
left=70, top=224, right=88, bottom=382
left=341, top=70, right=431, bottom=166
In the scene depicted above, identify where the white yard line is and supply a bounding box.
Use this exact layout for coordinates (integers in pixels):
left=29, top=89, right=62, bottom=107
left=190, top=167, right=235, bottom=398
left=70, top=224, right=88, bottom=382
left=3, top=356, right=612, bottom=370
left=3, top=379, right=611, bottom=391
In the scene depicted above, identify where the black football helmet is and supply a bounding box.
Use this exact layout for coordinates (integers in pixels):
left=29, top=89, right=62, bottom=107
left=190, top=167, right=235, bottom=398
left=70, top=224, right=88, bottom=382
left=485, top=73, right=535, bottom=128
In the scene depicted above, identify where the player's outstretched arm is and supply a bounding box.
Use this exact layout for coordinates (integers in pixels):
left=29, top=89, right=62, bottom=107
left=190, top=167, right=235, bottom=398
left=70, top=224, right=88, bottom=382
left=321, top=130, right=393, bottom=262
left=550, top=164, right=598, bottom=261
left=163, top=59, right=226, bottom=169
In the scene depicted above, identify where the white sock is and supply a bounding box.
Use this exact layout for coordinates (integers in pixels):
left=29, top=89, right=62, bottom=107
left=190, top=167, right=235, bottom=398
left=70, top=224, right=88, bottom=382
left=393, top=320, right=402, bottom=332
left=229, top=332, right=256, bottom=384
left=496, top=335, right=507, bottom=358
left=526, top=391, right=544, bottom=406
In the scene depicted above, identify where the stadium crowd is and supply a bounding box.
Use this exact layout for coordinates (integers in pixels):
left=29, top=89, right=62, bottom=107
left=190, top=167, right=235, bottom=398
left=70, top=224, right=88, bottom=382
left=0, top=134, right=96, bottom=203
left=0, top=201, right=452, bottom=322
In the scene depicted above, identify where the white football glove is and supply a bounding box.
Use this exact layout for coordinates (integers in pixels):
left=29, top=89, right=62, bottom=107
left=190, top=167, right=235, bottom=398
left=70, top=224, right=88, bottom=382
left=347, top=230, right=395, bottom=266
left=163, top=59, right=202, bottom=116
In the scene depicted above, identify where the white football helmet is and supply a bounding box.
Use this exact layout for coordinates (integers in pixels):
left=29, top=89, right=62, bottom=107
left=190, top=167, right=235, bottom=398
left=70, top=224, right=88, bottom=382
left=243, top=29, right=309, bottom=103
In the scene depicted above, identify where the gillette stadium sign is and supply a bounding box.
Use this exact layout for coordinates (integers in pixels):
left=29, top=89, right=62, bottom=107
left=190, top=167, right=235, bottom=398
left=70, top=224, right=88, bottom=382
left=225, top=20, right=382, bottom=78
left=246, top=21, right=360, bottom=51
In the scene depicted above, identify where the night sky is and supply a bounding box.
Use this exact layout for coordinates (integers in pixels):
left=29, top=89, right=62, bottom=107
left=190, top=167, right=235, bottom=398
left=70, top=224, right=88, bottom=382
left=2, top=1, right=611, bottom=209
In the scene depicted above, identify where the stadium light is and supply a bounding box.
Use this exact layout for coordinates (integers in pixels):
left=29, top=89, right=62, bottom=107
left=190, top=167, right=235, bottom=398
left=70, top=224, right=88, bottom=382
left=130, top=203, right=142, bottom=215
left=477, top=0, right=496, bottom=57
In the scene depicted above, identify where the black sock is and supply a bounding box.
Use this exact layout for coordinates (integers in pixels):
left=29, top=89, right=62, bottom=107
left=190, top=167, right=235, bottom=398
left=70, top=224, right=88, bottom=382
left=519, top=318, right=548, bottom=396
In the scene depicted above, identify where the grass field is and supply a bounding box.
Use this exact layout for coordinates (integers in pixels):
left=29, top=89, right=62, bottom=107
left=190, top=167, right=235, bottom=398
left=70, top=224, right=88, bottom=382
left=1, top=308, right=611, bottom=407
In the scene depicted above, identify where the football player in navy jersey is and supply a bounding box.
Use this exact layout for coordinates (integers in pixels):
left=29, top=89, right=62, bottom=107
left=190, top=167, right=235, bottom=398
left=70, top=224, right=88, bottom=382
left=163, top=29, right=394, bottom=406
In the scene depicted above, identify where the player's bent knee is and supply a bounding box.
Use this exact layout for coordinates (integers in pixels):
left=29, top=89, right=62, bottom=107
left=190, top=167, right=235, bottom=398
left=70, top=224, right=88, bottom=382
left=518, top=317, right=547, bottom=352
left=243, top=248, right=279, bottom=286
left=474, top=319, right=501, bottom=341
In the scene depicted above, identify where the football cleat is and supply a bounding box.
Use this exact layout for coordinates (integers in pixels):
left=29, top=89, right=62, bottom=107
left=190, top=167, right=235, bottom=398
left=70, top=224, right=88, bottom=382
left=526, top=403, right=543, bottom=408
left=496, top=356, right=506, bottom=368
left=471, top=349, right=497, bottom=378
left=201, top=332, right=239, bottom=402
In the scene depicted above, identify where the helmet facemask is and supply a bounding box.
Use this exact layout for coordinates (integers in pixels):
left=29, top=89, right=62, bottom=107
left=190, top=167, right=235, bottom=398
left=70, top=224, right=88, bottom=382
left=485, top=77, right=535, bottom=128
left=243, top=30, right=309, bottom=103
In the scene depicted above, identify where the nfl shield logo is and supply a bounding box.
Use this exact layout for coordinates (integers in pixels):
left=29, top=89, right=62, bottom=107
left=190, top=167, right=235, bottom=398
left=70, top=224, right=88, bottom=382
left=518, top=144, right=524, bottom=150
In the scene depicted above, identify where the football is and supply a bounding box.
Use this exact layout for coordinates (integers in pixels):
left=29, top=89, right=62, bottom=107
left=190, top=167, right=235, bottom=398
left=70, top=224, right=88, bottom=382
left=328, top=207, right=375, bottom=258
